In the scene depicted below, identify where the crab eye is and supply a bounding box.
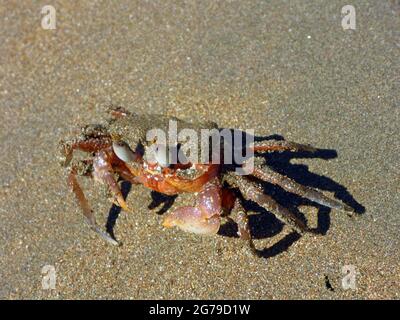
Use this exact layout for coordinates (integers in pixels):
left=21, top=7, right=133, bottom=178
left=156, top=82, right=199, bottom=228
left=144, top=144, right=169, bottom=167
left=155, top=144, right=188, bottom=167
left=112, top=141, right=136, bottom=162
left=145, top=143, right=189, bottom=167
left=154, top=144, right=170, bottom=167
left=143, top=144, right=170, bottom=167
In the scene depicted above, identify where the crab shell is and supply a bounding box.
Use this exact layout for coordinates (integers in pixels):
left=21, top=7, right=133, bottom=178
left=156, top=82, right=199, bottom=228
left=106, top=112, right=221, bottom=195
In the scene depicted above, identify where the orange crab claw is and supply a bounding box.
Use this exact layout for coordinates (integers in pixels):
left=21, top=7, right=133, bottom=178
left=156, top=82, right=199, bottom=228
left=109, top=196, right=133, bottom=213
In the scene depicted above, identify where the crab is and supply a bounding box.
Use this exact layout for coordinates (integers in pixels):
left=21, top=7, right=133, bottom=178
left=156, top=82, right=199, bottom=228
left=60, top=106, right=354, bottom=252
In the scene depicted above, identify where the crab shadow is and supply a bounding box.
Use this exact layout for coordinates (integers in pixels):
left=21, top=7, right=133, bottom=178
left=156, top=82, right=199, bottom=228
left=105, top=133, right=364, bottom=259
left=105, top=181, right=132, bottom=241
left=218, top=133, right=365, bottom=259
left=105, top=182, right=177, bottom=242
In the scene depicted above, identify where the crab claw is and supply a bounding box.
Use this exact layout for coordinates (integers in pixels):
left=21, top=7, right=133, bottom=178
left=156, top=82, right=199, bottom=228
left=118, top=201, right=132, bottom=213
left=109, top=196, right=133, bottom=213
left=163, top=207, right=220, bottom=235
left=162, top=178, right=222, bottom=235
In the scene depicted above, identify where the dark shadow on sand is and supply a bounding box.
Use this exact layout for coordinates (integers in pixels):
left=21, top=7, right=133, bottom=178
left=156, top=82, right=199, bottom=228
left=105, top=180, right=132, bottom=243
left=148, top=191, right=177, bottom=215
left=217, top=133, right=365, bottom=259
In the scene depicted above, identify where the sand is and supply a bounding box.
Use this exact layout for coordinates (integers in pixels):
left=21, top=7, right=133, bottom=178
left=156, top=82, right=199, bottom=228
left=0, top=0, right=399, bottom=299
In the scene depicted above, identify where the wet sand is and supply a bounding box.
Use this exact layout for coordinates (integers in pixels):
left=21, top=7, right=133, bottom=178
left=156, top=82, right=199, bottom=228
left=0, top=1, right=399, bottom=299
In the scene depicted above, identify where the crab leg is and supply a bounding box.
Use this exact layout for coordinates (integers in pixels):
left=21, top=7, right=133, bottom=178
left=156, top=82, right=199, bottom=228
left=114, top=167, right=140, bottom=185
left=68, top=168, right=119, bottom=245
left=162, top=178, right=222, bottom=235
left=251, top=140, right=317, bottom=153
left=225, top=174, right=309, bottom=234
left=248, top=162, right=354, bottom=213
left=60, top=136, right=111, bottom=166
left=231, top=199, right=251, bottom=240
left=228, top=198, right=258, bottom=256
left=109, top=106, right=131, bottom=118
left=93, top=150, right=132, bottom=212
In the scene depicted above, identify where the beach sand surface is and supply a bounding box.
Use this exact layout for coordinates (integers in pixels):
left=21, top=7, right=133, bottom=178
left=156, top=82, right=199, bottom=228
left=0, top=0, right=399, bottom=299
